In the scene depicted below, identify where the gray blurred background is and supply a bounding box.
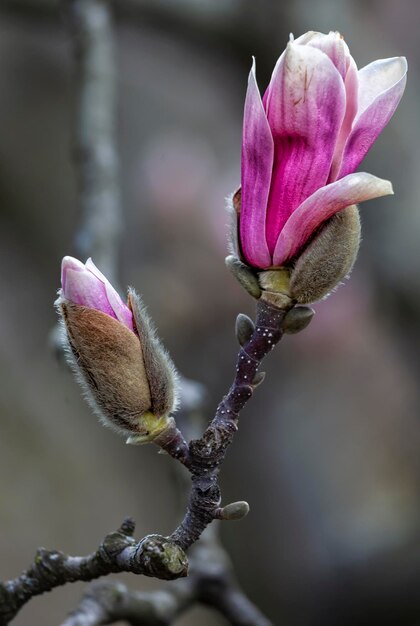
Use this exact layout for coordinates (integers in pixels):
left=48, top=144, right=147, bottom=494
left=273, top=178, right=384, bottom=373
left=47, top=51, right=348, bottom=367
left=1, top=0, right=420, bottom=624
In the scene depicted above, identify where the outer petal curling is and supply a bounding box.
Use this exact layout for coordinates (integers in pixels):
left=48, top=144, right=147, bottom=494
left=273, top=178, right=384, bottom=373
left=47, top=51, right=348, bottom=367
left=356, top=57, right=407, bottom=117
left=264, top=42, right=346, bottom=251
left=240, top=58, right=273, bottom=268
left=339, top=57, right=407, bottom=178
left=273, top=172, right=393, bottom=265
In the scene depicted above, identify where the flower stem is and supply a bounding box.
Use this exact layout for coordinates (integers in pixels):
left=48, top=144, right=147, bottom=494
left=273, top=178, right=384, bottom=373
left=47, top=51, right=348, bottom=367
left=170, top=299, right=291, bottom=549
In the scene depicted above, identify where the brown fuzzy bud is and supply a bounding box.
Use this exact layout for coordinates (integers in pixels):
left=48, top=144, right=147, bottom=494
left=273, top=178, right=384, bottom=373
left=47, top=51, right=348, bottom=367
left=128, top=290, right=178, bottom=420
left=59, top=291, right=179, bottom=445
left=289, top=205, right=361, bottom=304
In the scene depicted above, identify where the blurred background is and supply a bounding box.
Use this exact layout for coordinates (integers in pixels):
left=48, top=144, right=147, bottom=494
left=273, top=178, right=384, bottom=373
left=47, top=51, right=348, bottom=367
left=0, top=0, right=419, bottom=624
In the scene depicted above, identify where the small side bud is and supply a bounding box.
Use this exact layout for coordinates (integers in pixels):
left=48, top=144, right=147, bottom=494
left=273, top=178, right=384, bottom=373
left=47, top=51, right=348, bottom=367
left=215, top=501, right=250, bottom=521
left=235, top=313, right=255, bottom=346
left=225, top=255, right=262, bottom=299
left=252, top=371, right=266, bottom=387
left=290, top=205, right=361, bottom=304
left=281, top=306, right=315, bottom=334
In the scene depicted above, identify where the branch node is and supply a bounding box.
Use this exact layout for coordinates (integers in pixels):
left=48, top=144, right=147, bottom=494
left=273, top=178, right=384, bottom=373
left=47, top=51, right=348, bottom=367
left=134, top=535, right=188, bottom=580
left=118, top=517, right=136, bottom=537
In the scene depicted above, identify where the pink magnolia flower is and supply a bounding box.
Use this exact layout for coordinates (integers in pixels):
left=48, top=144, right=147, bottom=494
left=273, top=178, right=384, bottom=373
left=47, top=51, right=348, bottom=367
left=60, top=256, right=134, bottom=331
left=240, top=31, right=407, bottom=269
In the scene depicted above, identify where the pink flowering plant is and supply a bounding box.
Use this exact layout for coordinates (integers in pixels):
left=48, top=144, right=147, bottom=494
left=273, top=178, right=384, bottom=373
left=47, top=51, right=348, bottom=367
left=0, top=27, right=408, bottom=626
left=233, top=31, right=406, bottom=300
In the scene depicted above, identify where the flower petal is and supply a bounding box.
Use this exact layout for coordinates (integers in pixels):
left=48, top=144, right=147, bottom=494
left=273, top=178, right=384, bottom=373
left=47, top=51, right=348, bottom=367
left=61, top=256, right=85, bottom=294
left=61, top=256, right=133, bottom=330
left=264, top=42, right=346, bottom=253
left=104, top=282, right=134, bottom=330
left=273, top=172, right=393, bottom=265
left=85, top=257, right=133, bottom=330
left=240, top=58, right=273, bottom=268
left=63, top=267, right=116, bottom=318
left=339, top=57, right=407, bottom=178
left=357, top=56, right=407, bottom=117
left=292, top=32, right=359, bottom=182
left=85, top=257, right=110, bottom=283
left=294, top=30, right=350, bottom=80
left=329, top=56, right=359, bottom=181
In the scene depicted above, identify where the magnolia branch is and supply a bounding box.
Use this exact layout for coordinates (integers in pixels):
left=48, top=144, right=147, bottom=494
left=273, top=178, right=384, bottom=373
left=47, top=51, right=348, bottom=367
left=61, top=528, right=272, bottom=626
left=0, top=519, right=187, bottom=626
left=0, top=1, right=292, bottom=624
left=0, top=298, right=287, bottom=624
left=169, top=299, right=288, bottom=548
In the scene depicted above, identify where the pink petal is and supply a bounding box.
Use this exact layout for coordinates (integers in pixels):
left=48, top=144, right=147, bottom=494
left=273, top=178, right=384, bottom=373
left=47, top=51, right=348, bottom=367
left=61, top=256, right=133, bottom=330
left=357, top=57, right=407, bottom=117
left=61, top=256, right=85, bottom=294
left=240, top=57, right=273, bottom=268
left=104, top=282, right=134, bottom=330
left=86, top=257, right=134, bottom=330
left=273, top=172, right=393, bottom=265
left=264, top=42, right=346, bottom=253
left=294, top=31, right=350, bottom=80
left=292, top=32, right=359, bottom=182
left=339, top=57, right=407, bottom=178
left=85, top=257, right=110, bottom=283
left=329, top=56, right=359, bottom=181
left=63, top=267, right=116, bottom=318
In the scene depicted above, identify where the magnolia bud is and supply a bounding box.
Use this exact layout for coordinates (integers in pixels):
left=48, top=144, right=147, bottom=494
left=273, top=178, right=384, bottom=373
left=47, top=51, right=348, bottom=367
left=289, top=205, right=361, bottom=304
left=57, top=257, right=179, bottom=445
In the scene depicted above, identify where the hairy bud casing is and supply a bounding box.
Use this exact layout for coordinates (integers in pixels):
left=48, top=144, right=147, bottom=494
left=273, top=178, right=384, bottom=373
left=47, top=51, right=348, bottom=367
left=128, top=289, right=179, bottom=419
left=58, top=290, right=179, bottom=445
left=254, top=205, right=361, bottom=307
left=289, top=204, right=361, bottom=304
